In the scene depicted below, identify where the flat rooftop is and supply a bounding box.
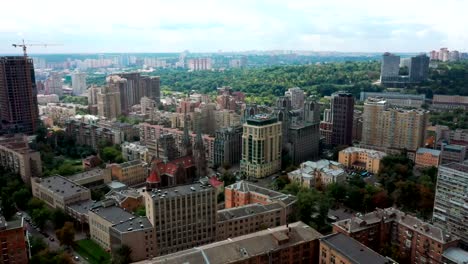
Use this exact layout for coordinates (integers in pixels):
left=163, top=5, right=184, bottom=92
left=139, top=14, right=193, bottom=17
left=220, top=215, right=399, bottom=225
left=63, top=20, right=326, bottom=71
left=341, top=147, right=387, bottom=159
left=136, top=222, right=321, bottom=264
left=33, top=176, right=90, bottom=198
left=417, top=147, right=441, bottom=156
left=217, top=202, right=284, bottom=222
left=442, top=247, right=468, bottom=264
left=0, top=215, right=23, bottom=231
left=442, top=162, right=468, bottom=173
left=89, top=202, right=134, bottom=225
left=147, top=182, right=214, bottom=200
left=68, top=168, right=106, bottom=182
left=320, top=233, right=392, bottom=264
left=226, top=181, right=296, bottom=206
left=111, top=216, right=153, bottom=233
left=118, top=160, right=144, bottom=168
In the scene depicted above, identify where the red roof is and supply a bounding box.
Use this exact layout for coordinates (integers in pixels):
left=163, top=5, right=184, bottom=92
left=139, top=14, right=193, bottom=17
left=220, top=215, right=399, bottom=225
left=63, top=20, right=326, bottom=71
left=149, top=156, right=194, bottom=178
left=147, top=170, right=160, bottom=184
left=209, top=176, right=223, bottom=188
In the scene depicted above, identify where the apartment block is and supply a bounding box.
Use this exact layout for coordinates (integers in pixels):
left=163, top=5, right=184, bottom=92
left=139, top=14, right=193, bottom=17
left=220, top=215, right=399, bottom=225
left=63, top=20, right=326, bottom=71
left=319, top=233, right=394, bottom=264
left=137, top=222, right=322, bottom=264
left=213, top=126, right=242, bottom=168
left=0, top=134, right=42, bottom=184
left=433, top=162, right=468, bottom=246
left=415, top=148, right=441, bottom=168
left=338, top=147, right=387, bottom=174
left=333, top=207, right=460, bottom=264
left=122, top=141, right=149, bottom=162
left=144, top=183, right=217, bottom=256
left=110, top=160, right=147, bottom=186
left=0, top=215, right=28, bottom=264
left=331, top=92, right=354, bottom=146
left=31, top=176, right=91, bottom=210
left=440, top=144, right=466, bottom=164
left=216, top=202, right=287, bottom=241
left=240, top=115, right=282, bottom=178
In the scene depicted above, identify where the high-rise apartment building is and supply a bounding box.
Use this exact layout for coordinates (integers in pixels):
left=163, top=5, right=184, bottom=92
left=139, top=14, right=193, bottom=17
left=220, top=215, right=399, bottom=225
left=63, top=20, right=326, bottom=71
left=45, top=72, right=63, bottom=96
left=362, top=98, right=429, bottom=155
left=240, top=115, right=282, bottom=178
left=213, top=126, right=242, bottom=168
left=188, top=58, right=212, bottom=71
left=285, top=87, right=305, bottom=110
left=380, top=52, right=400, bottom=83
left=0, top=56, right=39, bottom=135
left=97, top=85, right=121, bottom=121
left=331, top=92, right=354, bottom=146
left=71, top=72, right=87, bottom=95
left=433, top=162, right=468, bottom=246
left=409, top=54, right=430, bottom=82
left=144, top=183, right=217, bottom=256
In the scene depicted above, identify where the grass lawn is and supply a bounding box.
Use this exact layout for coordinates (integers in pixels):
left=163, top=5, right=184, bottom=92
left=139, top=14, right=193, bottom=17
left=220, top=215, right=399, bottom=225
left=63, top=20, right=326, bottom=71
left=73, top=239, right=111, bottom=264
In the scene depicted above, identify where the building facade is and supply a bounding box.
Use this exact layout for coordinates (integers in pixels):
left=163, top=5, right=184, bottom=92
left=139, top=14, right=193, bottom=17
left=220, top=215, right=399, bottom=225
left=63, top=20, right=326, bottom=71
left=338, top=147, right=387, bottom=174
left=240, top=115, right=282, bottom=178
left=97, top=85, right=121, bottom=121
left=433, top=162, right=468, bottom=246
left=285, top=87, right=305, bottom=110
left=415, top=148, right=441, bottom=168
left=380, top=52, right=400, bottom=83
left=0, top=215, right=28, bottom=264
left=110, top=160, right=147, bottom=186
left=0, top=56, right=39, bottom=135
left=144, top=183, right=217, bottom=256
left=288, top=160, right=347, bottom=188
left=71, top=72, right=87, bottom=95
left=213, top=126, right=242, bottom=168
left=331, top=92, right=354, bottom=146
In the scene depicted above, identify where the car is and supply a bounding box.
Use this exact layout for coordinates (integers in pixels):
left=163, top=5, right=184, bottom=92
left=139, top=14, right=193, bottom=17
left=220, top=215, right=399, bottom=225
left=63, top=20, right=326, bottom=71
left=49, top=237, right=54, bottom=242
left=74, top=256, right=80, bottom=261
left=16, top=212, right=22, bottom=216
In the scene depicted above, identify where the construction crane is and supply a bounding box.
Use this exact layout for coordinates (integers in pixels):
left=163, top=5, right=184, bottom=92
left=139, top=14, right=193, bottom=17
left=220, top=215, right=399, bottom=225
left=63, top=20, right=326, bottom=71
left=12, top=39, right=62, bottom=57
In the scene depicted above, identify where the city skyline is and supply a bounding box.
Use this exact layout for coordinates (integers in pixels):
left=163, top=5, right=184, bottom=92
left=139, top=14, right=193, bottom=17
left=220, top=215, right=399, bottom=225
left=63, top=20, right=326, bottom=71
left=1, top=0, right=467, bottom=54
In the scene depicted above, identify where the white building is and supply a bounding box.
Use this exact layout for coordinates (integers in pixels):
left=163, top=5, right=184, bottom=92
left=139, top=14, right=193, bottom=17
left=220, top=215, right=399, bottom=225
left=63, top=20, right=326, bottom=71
left=288, top=160, right=347, bottom=188
left=285, top=87, right=305, bottom=110
left=71, top=72, right=87, bottom=95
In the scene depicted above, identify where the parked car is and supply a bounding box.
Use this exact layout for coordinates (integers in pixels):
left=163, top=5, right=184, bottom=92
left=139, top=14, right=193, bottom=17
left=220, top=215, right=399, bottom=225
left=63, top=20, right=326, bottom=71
left=49, top=237, right=54, bottom=242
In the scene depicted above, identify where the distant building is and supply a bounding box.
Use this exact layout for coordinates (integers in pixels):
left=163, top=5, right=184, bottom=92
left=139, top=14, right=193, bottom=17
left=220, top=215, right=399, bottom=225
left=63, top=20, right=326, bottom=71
left=144, top=183, right=217, bottom=256
left=44, top=72, right=63, bottom=96
left=409, top=54, right=430, bottom=82
left=110, top=160, right=147, bottom=187
left=320, top=121, right=333, bottom=146
left=433, top=162, right=468, bottom=246
left=333, top=207, right=460, bottom=264
left=138, top=222, right=322, bottom=264
left=440, top=144, right=467, bottom=164
left=320, top=232, right=394, bottom=264
left=37, top=94, right=60, bottom=105
left=331, top=92, right=354, bottom=146
left=415, top=148, right=441, bottom=168
left=97, top=85, right=121, bottom=121
left=288, top=160, right=347, bottom=188
left=71, top=72, right=87, bottom=95
left=380, top=52, right=400, bottom=83
left=31, top=176, right=91, bottom=210
left=359, top=92, right=426, bottom=108
left=213, top=126, right=242, bottom=168
left=121, top=141, right=148, bottom=162
left=0, top=56, right=40, bottom=135
left=338, top=147, right=387, bottom=174
left=0, top=135, right=42, bottom=184
left=285, top=87, right=305, bottom=110
left=432, top=95, right=468, bottom=110
left=188, top=58, right=212, bottom=71
left=0, top=215, right=28, bottom=264
left=68, top=167, right=112, bottom=189
left=240, top=115, right=282, bottom=178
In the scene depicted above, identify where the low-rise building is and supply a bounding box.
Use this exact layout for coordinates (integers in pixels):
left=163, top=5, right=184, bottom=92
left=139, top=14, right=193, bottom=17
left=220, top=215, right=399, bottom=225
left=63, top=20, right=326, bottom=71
left=0, top=135, right=42, bottom=184
left=105, top=189, right=143, bottom=212
left=31, top=176, right=91, bottom=210
left=68, top=167, right=112, bottom=189
left=333, top=207, right=460, bottom=264
left=440, top=144, right=467, bottom=164
left=121, top=142, right=148, bottom=162
left=224, top=181, right=296, bottom=220
left=432, top=95, right=468, bottom=110
left=319, top=232, right=394, bottom=264
left=338, top=147, right=387, bottom=174
left=136, top=222, right=322, bottom=264
left=288, top=160, right=347, bottom=188
left=82, top=155, right=102, bottom=170
left=216, top=202, right=287, bottom=241
left=415, top=148, right=441, bottom=168
left=110, top=160, right=147, bottom=187
left=0, top=215, right=28, bottom=264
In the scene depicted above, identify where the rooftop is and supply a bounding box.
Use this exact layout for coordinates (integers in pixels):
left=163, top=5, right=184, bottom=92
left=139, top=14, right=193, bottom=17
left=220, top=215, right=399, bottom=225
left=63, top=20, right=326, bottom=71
left=136, top=222, right=321, bottom=264
left=417, top=147, right=441, bottom=156
left=111, top=216, right=153, bottom=233
left=341, top=147, right=387, bottom=159
left=89, top=201, right=134, bottom=225
left=246, top=114, right=278, bottom=126
left=33, top=176, right=90, bottom=198
left=320, top=233, right=393, bottom=264
left=226, top=181, right=296, bottom=206
left=68, top=168, right=107, bottom=182
left=0, top=215, right=24, bottom=231
left=442, top=247, right=468, bottom=264
left=217, top=203, right=284, bottom=222
left=441, top=162, right=468, bottom=173
left=333, top=207, right=458, bottom=244
left=117, top=160, right=145, bottom=168
left=147, top=182, right=214, bottom=200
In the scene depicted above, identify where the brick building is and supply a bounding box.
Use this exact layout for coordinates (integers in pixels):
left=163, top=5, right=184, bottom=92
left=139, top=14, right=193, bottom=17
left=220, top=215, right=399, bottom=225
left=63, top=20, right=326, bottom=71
left=415, top=148, right=441, bottom=168
left=0, top=215, right=28, bottom=264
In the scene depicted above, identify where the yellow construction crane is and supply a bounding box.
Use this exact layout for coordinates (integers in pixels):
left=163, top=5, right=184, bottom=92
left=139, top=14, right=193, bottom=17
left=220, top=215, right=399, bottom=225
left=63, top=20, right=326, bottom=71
left=12, top=39, right=62, bottom=57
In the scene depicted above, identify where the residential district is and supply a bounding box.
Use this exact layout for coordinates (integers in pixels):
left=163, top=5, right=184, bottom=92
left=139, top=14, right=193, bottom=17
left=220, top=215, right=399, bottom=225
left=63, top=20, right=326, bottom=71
left=0, top=48, right=467, bottom=264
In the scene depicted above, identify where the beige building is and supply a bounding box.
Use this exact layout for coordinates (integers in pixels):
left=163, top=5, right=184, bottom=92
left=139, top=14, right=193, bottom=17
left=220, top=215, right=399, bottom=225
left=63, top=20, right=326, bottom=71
left=214, top=109, right=241, bottom=129
left=362, top=98, right=429, bottom=154
left=216, top=202, right=287, bottom=241
left=144, top=183, right=217, bottom=256
left=97, top=85, right=121, bottom=121
left=68, top=167, right=112, bottom=188
left=31, top=176, right=91, bottom=210
left=136, top=222, right=322, bottom=264
left=338, top=147, right=387, bottom=174
left=0, top=135, right=42, bottom=184
left=110, top=160, right=147, bottom=186
left=288, top=160, right=347, bottom=188
left=240, top=115, right=282, bottom=178
left=415, top=148, right=441, bottom=168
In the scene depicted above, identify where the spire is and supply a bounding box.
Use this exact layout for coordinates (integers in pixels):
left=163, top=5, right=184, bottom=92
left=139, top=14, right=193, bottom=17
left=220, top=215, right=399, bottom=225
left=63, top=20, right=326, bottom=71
left=193, top=119, right=207, bottom=178
left=182, top=114, right=192, bottom=156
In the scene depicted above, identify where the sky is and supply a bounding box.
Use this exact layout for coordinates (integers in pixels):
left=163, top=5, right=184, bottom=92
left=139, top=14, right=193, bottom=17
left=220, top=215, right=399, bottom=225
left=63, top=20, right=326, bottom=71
left=0, top=0, right=467, bottom=54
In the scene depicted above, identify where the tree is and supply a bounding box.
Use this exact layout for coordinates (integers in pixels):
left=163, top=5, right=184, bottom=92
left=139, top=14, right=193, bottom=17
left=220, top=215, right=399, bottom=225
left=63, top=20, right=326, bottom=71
left=29, top=235, right=47, bottom=255
left=55, top=222, right=75, bottom=247
left=31, top=207, right=51, bottom=229
left=112, top=244, right=132, bottom=264
left=28, top=198, right=46, bottom=212
left=135, top=206, right=146, bottom=217
left=274, top=175, right=290, bottom=190
left=51, top=208, right=69, bottom=229
left=12, top=188, right=31, bottom=209
left=220, top=172, right=236, bottom=186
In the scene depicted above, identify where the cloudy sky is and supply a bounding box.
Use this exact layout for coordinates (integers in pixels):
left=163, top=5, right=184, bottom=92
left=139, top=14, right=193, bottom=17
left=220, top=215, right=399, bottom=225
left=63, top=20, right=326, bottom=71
left=1, top=0, right=467, bottom=53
